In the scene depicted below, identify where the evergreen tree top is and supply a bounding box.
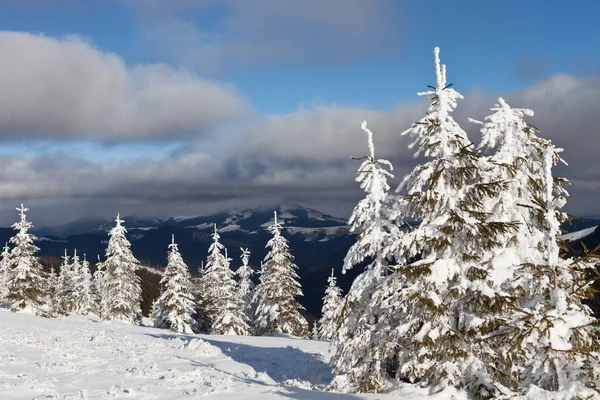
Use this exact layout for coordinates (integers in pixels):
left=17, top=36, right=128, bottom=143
left=12, top=203, right=34, bottom=234
left=473, top=97, right=535, bottom=163
left=169, top=234, right=178, bottom=253
left=61, top=249, right=70, bottom=264
left=400, top=47, right=469, bottom=161
left=209, top=224, right=224, bottom=254
left=17, top=203, right=29, bottom=222
left=237, top=248, right=254, bottom=281
left=224, top=247, right=232, bottom=264
left=354, top=121, right=394, bottom=192
left=328, top=268, right=336, bottom=284
left=105, top=213, right=139, bottom=266
left=361, top=121, right=376, bottom=161
left=268, top=211, right=283, bottom=237
left=240, top=247, right=251, bottom=265
left=110, top=213, right=128, bottom=235
left=344, top=120, right=399, bottom=274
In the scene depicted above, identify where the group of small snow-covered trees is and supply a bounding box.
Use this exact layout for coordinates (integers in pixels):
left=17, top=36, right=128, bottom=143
left=0, top=209, right=143, bottom=324
left=329, top=47, right=600, bottom=399
left=0, top=203, right=309, bottom=338
left=50, top=214, right=143, bottom=323
left=153, top=211, right=309, bottom=337
left=48, top=249, right=95, bottom=316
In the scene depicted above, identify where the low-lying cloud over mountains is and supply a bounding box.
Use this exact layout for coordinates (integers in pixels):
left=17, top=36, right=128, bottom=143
left=0, top=1, right=598, bottom=226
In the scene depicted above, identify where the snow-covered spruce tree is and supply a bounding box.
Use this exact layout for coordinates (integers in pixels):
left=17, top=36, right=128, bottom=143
left=69, top=249, right=83, bottom=312
left=6, top=204, right=47, bottom=314
left=312, top=321, right=320, bottom=339
left=57, top=249, right=75, bottom=314
left=191, top=264, right=210, bottom=333
left=0, top=243, right=11, bottom=302
left=382, top=48, right=522, bottom=395
left=198, top=224, right=228, bottom=328
left=331, top=49, right=522, bottom=395
left=318, top=269, right=343, bottom=340
left=47, top=265, right=64, bottom=317
left=93, top=255, right=105, bottom=315
left=329, top=121, right=402, bottom=392
left=471, top=98, right=556, bottom=260
left=475, top=99, right=600, bottom=397
left=46, top=267, right=61, bottom=318
left=73, top=253, right=95, bottom=315
left=199, top=225, right=249, bottom=335
left=254, top=211, right=308, bottom=337
left=237, top=247, right=256, bottom=327
left=100, top=214, right=142, bottom=324
left=152, top=235, right=196, bottom=333
left=212, top=244, right=249, bottom=335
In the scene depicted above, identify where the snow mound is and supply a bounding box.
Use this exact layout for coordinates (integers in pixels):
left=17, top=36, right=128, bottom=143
left=185, top=337, right=222, bottom=356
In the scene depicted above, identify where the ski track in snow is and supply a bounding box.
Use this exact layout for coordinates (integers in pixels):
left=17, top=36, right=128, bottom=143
left=0, top=310, right=421, bottom=400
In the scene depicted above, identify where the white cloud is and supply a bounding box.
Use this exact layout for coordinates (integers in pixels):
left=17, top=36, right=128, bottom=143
left=0, top=29, right=599, bottom=223
left=0, top=31, right=248, bottom=140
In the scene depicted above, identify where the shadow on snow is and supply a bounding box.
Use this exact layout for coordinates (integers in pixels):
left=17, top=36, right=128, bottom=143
left=143, top=331, right=342, bottom=392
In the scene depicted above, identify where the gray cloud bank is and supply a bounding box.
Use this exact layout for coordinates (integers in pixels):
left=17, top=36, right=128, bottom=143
left=133, top=0, right=403, bottom=73
left=0, top=31, right=599, bottom=226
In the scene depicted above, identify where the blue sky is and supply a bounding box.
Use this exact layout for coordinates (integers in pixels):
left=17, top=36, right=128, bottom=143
left=0, top=0, right=599, bottom=223
left=2, top=0, right=598, bottom=115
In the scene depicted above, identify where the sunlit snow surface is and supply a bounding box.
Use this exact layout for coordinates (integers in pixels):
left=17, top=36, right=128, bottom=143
left=559, top=225, right=598, bottom=241
left=0, top=310, right=468, bottom=399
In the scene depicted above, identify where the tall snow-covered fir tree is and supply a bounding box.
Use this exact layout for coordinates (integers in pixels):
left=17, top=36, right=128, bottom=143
left=254, top=212, right=308, bottom=337
left=317, top=269, right=343, bottom=340
left=329, top=121, right=402, bottom=392
left=100, top=214, right=142, bottom=324
left=57, top=249, right=75, bottom=314
left=73, top=253, right=95, bottom=315
left=214, top=242, right=249, bottom=335
left=191, top=264, right=210, bottom=333
left=474, top=99, right=600, bottom=397
left=237, top=247, right=256, bottom=327
left=69, top=250, right=83, bottom=313
left=6, top=204, right=47, bottom=314
left=198, top=224, right=227, bottom=328
left=382, top=47, right=519, bottom=395
left=0, top=243, right=11, bottom=302
left=332, top=49, right=522, bottom=395
left=47, top=265, right=63, bottom=317
left=312, top=321, right=320, bottom=339
left=152, top=235, right=196, bottom=333
left=93, top=254, right=105, bottom=315
left=198, top=225, right=249, bottom=335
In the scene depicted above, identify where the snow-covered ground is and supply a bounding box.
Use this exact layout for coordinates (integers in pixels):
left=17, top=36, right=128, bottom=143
left=0, top=311, right=465, bottom=399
